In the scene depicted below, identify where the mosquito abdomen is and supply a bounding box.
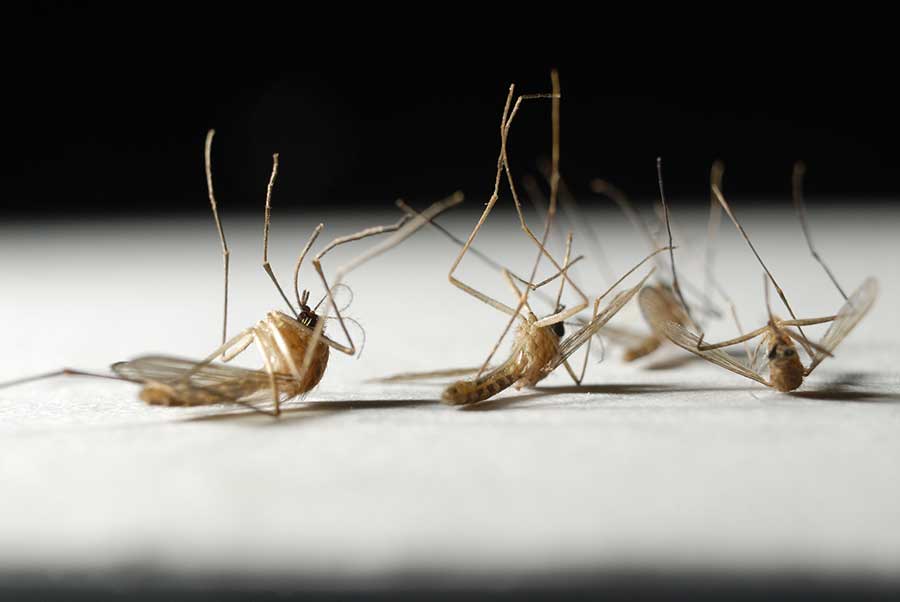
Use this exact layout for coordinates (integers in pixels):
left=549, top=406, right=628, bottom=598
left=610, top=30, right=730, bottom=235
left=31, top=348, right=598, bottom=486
left=623, top=335, right=663, bottom=362
left=442, top=365, right=520, bottom=406
left=139, top=383, right=225, bottom=406
left=769, top=361, right=804, bottom=392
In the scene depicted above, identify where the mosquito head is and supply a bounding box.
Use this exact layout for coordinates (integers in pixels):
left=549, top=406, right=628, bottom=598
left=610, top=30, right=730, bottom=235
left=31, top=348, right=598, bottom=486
left=766, top=331, right=798, bottom=364
left=297, top=289, right=318, bottom=329
left=551, top=304, right=566, bottom=338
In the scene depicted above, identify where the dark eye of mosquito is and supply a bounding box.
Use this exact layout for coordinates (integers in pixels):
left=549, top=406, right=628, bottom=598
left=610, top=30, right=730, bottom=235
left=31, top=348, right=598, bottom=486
left=784, top=348, right=795, bottom=356
left=552, top=321, right=565, bottom=338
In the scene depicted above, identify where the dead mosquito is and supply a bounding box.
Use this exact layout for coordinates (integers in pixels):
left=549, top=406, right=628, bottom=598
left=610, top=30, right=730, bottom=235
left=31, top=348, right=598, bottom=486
left=1, top=130, right=463, bottom=415
left=587, top=160, right=736, bottom=363
left=639, top=164, right=877, bottom=392
left=382, top=72, right=664, bottom=405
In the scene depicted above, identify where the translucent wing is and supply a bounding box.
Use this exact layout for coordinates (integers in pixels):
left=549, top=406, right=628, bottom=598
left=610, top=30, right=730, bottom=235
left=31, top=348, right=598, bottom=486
left=807, top=277, right=878, bottom=374
left=592, top=323, right=648, bottom=347
left=640, top=287, right=770, bottom=386
left=750, top=337, right=768, bottom=375
left=111, top=355, right=292, bottom=405
left=112, top=355, right=288, bottom=385
left=546, top=270, right=654, bottom=373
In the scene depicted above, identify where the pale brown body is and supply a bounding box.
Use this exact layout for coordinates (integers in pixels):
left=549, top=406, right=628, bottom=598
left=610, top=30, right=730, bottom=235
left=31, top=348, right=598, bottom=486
left=442, top=313, right=561, bottom=405
left=623, top=285, right=690, bottom=362
left=641, top=278, right=878, bottom=393
left=764, top=326, right=805, bottom=392
left=260, top=311, right=330, bottom=397
left=123, top=310, right=330, bottom=409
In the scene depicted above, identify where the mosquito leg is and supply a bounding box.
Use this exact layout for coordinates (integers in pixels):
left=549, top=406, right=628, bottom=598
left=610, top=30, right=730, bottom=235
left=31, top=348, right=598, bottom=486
left=261, top=318, right=310, bottom=384
left=252, top=328, right=281, bottom=417
left=305, top=211, right=418, bottom=355
left=313, top=215, right=412, bottom=263
left=198, top=328, right=257, bottom=366
left=446, top=85, right=522, bottom=318
left=792, top=161, right=849, bottom=300
left=578, top=247, right=670, bottom=333
left=696, top=325, right=770, bottom=352
left=171, top=327, right=257, bottom=386
left=292, top=223, right=325, bottom=310
left=591, top=179, right=664, bottom=268
left=656, top=157, right=699, bottom=332
left=448, top=76, right=584, bottom=319
left=554, top=232, right=590, bottom=386
left=0, top=369, right=139, bottom=390
left=302, top=212, right=419, bottom=359
left=501, top=74, right=589, bottom=308
left=204, top=129, right=231, bottom=349
left=403, top=197, right=515, bottom=316
left=784, top=328, right=834, bottom=361
left=298, top=193, right=465, bottom=377
left=479, top=233, right=585, bottom=381
left=779, top=316, right=837, bottom=327
left=220, top=332, right=255, bottom=363
left=536, top=164, right=616, bottom=285
left=259, top=152, right=299, bottom=316
left=704, top=161, right=725, bottom=318
left=480, top=72, right=590, bottom=377
left=711, top=180, right=810, bottom=345
left=397, top=199, right=602, bottom=364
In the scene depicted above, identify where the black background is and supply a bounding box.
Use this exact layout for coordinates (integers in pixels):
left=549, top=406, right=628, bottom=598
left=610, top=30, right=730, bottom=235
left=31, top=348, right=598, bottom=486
left=6, top=5, right=897, bottom=217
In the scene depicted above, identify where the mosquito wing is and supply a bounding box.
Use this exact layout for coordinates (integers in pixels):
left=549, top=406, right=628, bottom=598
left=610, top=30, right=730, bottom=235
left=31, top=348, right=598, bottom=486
left=111, top=355, right=294, bottom=406
left=807, top=277, right=878, bottom=374
left=547, top=270, right=654, bottom=372
left=640, top=287, right=770, bottom=386
left=112, top=355, right=281, bottom=386
left=592, top=323, right=648, bottom=347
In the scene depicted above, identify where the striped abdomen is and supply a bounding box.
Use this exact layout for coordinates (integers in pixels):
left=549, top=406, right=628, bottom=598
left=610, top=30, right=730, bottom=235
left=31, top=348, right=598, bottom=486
left=441, top=364, right=521, bottom=406
left=139, top=382, right=252, bottom=406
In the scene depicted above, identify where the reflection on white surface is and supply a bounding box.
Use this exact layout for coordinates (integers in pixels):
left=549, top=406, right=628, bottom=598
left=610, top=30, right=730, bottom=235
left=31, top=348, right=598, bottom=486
left=0, top=205, right=898, bottom=582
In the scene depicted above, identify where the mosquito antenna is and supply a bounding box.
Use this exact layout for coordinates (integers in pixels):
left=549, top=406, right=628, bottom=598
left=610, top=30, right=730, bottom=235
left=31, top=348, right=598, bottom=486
left=711, top=177, right=810, bottom=345
left=260, top=153, right=298, bottom=316
left=204, top=129, right=230, bottom=346
left=656, top=157, right=699, bottom=331
left=792, top=161, right=849, bottom=301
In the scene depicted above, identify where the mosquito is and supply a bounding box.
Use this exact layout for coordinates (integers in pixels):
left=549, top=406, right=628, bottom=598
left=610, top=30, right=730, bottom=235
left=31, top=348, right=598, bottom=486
left=588, top=160, right=732, bottom=363
left=384, top=72, right=665, bottom=405
left=639, top=167, right=877, bottom=392
left=0, top=130, right=463, bottom=415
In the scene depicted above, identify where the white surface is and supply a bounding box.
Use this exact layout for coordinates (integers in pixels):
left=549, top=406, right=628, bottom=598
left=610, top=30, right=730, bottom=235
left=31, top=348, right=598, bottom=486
left=0, top=205, right=898, bottom=583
